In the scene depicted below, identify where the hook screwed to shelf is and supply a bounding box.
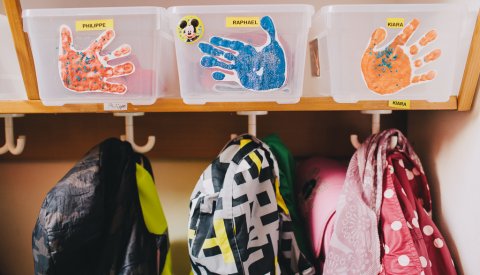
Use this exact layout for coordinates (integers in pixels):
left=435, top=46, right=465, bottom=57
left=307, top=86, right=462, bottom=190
left=0, top=114, right=26, bottom=155
left=350, top=110, right=397, bottom=149
left=114, top=112, right=155, bottom=153
left=237, top=111, right=268, bottom=136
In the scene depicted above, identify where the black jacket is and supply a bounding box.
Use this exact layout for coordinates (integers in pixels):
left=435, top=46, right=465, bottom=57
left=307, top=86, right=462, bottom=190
left=32, top=138, right=169, bottom=275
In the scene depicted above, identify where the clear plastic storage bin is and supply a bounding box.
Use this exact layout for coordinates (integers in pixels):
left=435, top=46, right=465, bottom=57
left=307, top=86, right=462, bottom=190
left=23, top=7, right=165, bottom=106
left=311, top=4, right=475, bottom=103
left=0, top=15, right=27, bottom=101
left=168, top=5, right=314, bottom=104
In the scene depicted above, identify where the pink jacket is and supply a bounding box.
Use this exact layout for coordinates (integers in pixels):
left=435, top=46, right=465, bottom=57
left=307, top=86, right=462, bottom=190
left=323, top=129, right=456, bottom=275
left=379, top=151, right=456, bottom=275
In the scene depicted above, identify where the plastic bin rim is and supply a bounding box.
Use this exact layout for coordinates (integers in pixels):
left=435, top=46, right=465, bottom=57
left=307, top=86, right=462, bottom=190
left=318, top=3, right=465, bottom=14
left=23, top=6, right=165, bottom=18
left=168, top=4, right=314, bottom=15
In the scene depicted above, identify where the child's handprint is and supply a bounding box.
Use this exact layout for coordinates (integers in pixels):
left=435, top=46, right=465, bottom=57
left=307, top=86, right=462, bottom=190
left=361, top=19, right=441, bottom=95
left=58, top=25, right=135, bottom=94
left=198, top=16, right=286, bottom=91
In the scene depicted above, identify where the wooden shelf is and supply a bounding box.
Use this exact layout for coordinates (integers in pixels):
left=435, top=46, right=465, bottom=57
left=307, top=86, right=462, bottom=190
left=0, top=96, right=457, bottom=114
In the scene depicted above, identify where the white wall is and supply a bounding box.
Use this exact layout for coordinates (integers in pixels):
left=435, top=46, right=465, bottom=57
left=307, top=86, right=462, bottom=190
left=409, top=86, right=480, bottom=274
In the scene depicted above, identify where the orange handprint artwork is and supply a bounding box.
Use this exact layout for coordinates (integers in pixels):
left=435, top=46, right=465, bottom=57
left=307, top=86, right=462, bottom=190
left=58, top=25, right=135, bottom=94
left=361, top=19, right=441, bottom=95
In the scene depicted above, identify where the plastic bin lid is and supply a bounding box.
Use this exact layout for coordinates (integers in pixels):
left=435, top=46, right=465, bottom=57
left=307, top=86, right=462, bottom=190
left=319, top=3, right=463, bottom=14
left=23, top=6, right=165, bottom=18
left=168, top=4, right=314, bottom=15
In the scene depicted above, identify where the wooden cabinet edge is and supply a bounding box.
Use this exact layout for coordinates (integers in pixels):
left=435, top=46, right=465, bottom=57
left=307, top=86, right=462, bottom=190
left=458, top=11, right=480, bottom=111
left=0, top=97, right=457, bottom=114
left=3, top=0, right=40, bottom=100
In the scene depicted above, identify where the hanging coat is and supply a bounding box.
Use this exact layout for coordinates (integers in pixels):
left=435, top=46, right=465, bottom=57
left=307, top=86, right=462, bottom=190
left=263, top=134, right=313, bottom=262
left=32, top=138, right=171, bottom=275
left=324, top=129, right=456, bottom=275
left=379, top=149, right=456, bottom=275
left=188, top=134, right=314, bottom=275
left=324, top=129, right=408, bottom=274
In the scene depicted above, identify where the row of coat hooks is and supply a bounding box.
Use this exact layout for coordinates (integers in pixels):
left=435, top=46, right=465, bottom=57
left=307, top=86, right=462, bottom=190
left=0, top=110, right=397, bottom=155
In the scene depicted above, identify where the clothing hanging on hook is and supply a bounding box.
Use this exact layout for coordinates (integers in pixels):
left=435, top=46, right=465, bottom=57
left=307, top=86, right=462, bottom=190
left=323, top=129, right=456, bottom=275
left=187, top=134, right=314, bottom=274
left=263, top=134, right=313, bottom=262
left=295, top=157, right=347, bottom=273
left=32, top=138, right=171, bottom=275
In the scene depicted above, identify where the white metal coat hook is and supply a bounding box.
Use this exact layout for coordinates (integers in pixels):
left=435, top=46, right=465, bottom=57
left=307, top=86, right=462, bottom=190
left=114, top=112, right=155, bottom=153
left=350, top=110, right=397, bottom=149
left=236, top=111, right=268, bottom=137
left=0, top=114, right=26, bottom=155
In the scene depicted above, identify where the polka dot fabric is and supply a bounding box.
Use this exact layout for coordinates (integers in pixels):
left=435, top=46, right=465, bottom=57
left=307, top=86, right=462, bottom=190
left=379, top=151, right=456, bottom=275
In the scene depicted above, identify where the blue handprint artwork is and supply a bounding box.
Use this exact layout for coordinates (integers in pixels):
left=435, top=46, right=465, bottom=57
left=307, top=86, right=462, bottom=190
left=198, top=16, right=287, bottom=91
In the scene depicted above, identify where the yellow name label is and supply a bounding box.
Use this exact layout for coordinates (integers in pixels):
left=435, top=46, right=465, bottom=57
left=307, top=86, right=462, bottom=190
left=75, top=19, right=114, bottom=31
left=386, top=18, right=404, bottom=29
left=388, top=100, right=411, bottom=109
left=226, top=17, right=260, bottom=28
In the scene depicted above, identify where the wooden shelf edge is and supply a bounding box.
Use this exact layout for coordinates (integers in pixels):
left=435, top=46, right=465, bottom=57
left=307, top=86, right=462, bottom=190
left=3, top=0, right=40, bottom=100
left=458, top=11, right=480, bottom=111
left=0, top=96, right=457, bottom=114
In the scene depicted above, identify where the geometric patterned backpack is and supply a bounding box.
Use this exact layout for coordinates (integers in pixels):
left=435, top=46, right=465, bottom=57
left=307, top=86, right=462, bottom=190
left=188, top=134, right=315, bottom=274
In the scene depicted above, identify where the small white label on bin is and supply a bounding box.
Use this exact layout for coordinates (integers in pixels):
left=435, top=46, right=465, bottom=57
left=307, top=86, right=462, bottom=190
left=104, top=103, right=128, bottom=111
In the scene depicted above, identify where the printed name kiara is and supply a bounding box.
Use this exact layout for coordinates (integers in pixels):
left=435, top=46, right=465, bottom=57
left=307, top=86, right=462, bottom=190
left=387, top=22, right=404, bottom=28
left=391, top=100, right=408, bottom=107
left=83, top=23, right=107, bottom=28
left=232, top=19, right=258, bottom=25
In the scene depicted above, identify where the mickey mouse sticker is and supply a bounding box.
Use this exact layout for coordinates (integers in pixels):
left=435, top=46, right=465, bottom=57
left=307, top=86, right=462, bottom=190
left=177, top=15, right=204, bottom=43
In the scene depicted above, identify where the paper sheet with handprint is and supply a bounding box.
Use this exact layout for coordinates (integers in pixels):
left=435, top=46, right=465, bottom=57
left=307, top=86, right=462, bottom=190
left=58, top=25, right=135, bottom=94
left=361, top=19, right=441, bottom=95
left=198, top=16, right=287, bottom=92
